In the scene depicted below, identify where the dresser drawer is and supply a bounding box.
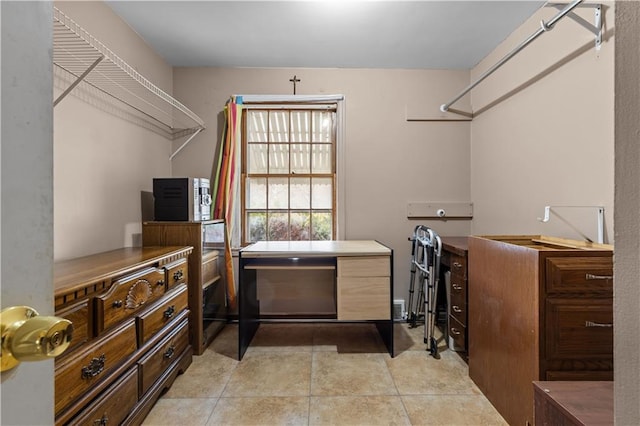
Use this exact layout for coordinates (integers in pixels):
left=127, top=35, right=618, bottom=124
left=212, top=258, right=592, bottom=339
left=449, top=254, right=467, bottom=278
left=545, top=298, right=613, bottom=360
left=165, top=258, right=188, bottom=290
left=337, top=256, right=389, bottom=278
left=202, top=252, right=220, bottom=286
left=56, top=300, right=90, bottom=355
left=337, top=277, right=390, bottom=320
left=94, top=268, right=166, bottom=334
left=55, top=319, right=137, bottom=414
left=138, top=318, right=190, bottom=396
left=70, top=366, right=138, bottom=426
left=137, top=284, right=189, bottom=346
left=545, top=257, right=613, bottom=295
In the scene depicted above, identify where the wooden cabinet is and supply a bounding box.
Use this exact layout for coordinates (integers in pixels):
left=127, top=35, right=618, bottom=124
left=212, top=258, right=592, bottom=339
left=142, top=220, right=227, bottom=355
left=54, top=246, right=193, bottom=425
left=533, top=381, right=613, bottom=425
left=468, top=236, right=613, bottom=426
left=440, top=237, right=469, bottom=357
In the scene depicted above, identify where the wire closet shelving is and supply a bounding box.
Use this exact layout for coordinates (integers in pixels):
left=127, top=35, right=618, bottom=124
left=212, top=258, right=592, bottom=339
left=53, top=6, right=205, bottom=142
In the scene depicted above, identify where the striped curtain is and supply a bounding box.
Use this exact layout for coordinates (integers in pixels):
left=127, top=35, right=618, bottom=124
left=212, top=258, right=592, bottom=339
left=212, top=96, right=243, bottom=309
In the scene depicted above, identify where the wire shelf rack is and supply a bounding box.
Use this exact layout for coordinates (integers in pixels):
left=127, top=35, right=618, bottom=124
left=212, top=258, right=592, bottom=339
left=53, top=7, right=205, bottom=140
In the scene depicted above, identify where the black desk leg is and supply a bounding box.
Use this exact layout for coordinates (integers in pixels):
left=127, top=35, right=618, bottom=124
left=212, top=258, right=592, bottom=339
left=238, top=253, right=260, bottom=360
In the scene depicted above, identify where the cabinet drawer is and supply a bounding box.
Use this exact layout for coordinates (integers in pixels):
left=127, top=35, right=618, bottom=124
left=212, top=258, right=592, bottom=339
left=545, top=298, right=613, bottom=360
left=337, top=277, right=390, bottom=320
left=337, top=256, right=389, bottom=278
left=546, top=257, right=613, bottom=295
left=55, top=319, right=137, bottom=414
left=449, top=292, right=466, bottom=325
left=448, top=315, right=466, bottom=352
left=138, top=319, right=190, bottom=396
left=70, top=366, right=138, bottom=426
left=202, top=253, right=220, bottom=286
left=165, top=258, right=188, bottom=290
left=137, top=284, right=189, bottom=346
left=94, top=268, right=166, bottom=334
left=56, top=300, right=90, bottom=355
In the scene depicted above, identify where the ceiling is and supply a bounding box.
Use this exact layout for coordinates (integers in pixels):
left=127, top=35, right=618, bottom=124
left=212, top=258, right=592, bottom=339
left=106, top=1, right=545, bottom=70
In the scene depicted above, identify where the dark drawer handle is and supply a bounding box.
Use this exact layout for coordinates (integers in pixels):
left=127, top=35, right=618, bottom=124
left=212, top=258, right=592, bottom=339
left=93, top=414, right=109, bottom=426
left=452, top=284, right=463, bottom=291
left=163, top=305, right=176, bottom=320
left=452, top=305, right=463, bottom=313
left=585, top=273, right=613, bottom=280
left=173, top=270, right=184, bottom=281
left=164, top=345, right=175, bottom=359
left=112, top=300, right=123, bottom=308
left=82, top=354, right=106, bottom=379
left=585, top=321, right=613, bottom=328
left=450, top=327, right=462, bottom=336
left=156, top=279, right=165, bottom=286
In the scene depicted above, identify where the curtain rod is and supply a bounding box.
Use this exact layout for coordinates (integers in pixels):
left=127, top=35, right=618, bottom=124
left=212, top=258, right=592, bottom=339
left=440, top=0, right=584, bottom=113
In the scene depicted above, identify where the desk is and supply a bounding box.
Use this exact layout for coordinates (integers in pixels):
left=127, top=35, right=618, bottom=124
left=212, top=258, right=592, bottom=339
left=238, top=240, right=394, bottom=360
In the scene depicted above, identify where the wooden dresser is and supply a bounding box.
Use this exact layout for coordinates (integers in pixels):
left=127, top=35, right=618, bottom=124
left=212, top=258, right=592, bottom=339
left=468, top=236, right=613, bottom=426
left=440, top=237, right=469, bottom=358
left=54, top=246, right=193, bottom=425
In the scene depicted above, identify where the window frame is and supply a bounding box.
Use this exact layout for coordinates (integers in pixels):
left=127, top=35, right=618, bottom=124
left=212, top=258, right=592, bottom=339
left=240, top=103, right=338, bottom=245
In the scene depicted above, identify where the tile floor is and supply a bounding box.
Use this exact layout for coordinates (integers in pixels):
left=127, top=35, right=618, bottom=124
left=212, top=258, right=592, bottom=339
left=143, top=322, right=507, bottom=425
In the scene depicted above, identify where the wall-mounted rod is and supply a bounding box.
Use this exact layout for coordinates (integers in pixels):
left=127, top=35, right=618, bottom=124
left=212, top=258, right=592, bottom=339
left=440, top=0, right=584, bottom=113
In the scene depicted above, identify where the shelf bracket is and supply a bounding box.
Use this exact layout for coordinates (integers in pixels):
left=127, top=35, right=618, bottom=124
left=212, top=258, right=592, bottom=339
left=170, top=128, right=203, bottom=160
left=54, top=55, right=104, bottom=107
left=549, top=2, right=602, bottom=50
left=537, top=205, right=605, bottom=244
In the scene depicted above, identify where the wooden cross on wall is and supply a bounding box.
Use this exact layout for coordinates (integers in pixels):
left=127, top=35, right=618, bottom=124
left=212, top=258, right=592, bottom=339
left=289, top=75, right=301, bottom=95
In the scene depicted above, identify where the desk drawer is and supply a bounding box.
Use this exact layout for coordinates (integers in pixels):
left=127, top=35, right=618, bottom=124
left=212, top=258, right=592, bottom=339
left=94, top=268, right=166, bottom=334
left=137, top=284, right=189, bottom=346
left=70, top=366, right=138, bottom=426
left=338, top=256, right=389, bottom=278
left=545, top=257, right=613, bottom=295
left=56, top=300, right=90, bottom=356
left=449, top=292, right=466, bottom=325
left=448, top=315, right=466, bottom=352
left=449, top=254, right=467, bottom=278
left=337, top=277, right=390, bottom=320
left=138, top=318, right=190, bottom=396
left=55, top=319, right=137, bottom=414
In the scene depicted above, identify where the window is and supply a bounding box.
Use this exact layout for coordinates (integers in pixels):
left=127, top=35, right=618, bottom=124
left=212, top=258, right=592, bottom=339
left=242, top=106, right=337, bottom=244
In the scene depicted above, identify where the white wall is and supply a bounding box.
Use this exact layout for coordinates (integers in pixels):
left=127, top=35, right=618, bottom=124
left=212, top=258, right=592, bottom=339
left=469, top=3, right=614, bottom=244
left=53, top=1, right=175, bottom=260
left=614, top=2, right=640, bottom=423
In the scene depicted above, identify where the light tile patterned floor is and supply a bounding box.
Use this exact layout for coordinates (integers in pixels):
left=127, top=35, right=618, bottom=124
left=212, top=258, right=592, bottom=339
left=143, top=323, right=507, bottom=426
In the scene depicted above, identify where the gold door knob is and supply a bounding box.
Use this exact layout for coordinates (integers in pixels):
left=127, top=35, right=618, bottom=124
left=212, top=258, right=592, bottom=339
left=1, top=306, right=73, bottom=372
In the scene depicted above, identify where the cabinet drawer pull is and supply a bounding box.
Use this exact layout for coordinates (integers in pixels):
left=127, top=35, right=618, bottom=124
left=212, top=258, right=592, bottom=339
left=450, top=327, right=461, bottom=336
left=164, top=345, right=175, bottom=359
left=81, top=354, right=106, bottom=379
left=585, top=273, right=613, bottom=280
left=93, top=414, right=109, bottom=426
left=585, top=321, right=613, bottom=328
left=453, top=262, right=463, bottom=269
left=452, top=283, right=463, bottom=291
left=156, top=279, right=165, bottom=287
left=452, top=305, right=463, bottom=313
left=163, top=305, right=176, bottom=320
left=173, top=270, right=184, bottom=281
left=112, top=300, right=123, bottom=308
